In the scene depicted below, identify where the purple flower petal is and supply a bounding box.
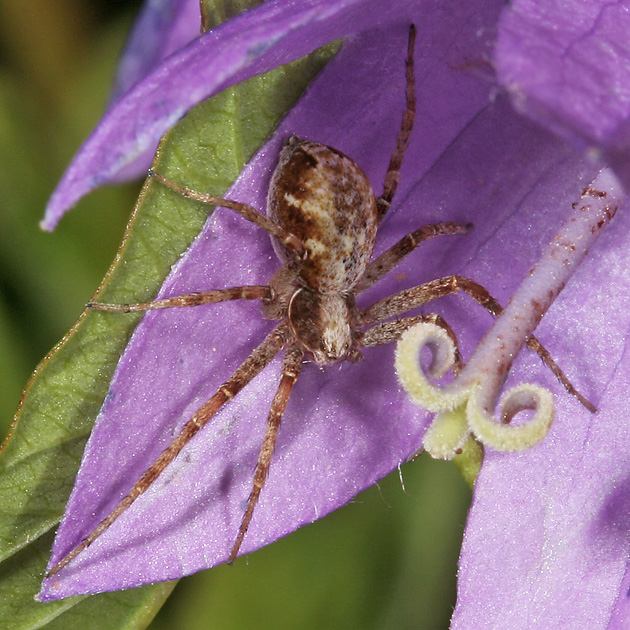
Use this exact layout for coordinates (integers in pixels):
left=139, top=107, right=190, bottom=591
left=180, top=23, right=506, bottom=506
left=495, top=0, right=630, bottom=183
left=452, top=198, right=630, bottom=627
left=444, top=3, right=630, bottom=623
left=109, top=0, right=201, bottom=103
left=39, top=2, right=531, bottom=599
left=107, top=0, right=202, bottom=181
left=41, top=0, right=419, bottom=231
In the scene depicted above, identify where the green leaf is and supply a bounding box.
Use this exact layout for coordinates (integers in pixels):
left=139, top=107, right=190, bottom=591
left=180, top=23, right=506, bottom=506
left=0, top=7, right=337, bottom=628
left=0, top=529, right=176, bottom=630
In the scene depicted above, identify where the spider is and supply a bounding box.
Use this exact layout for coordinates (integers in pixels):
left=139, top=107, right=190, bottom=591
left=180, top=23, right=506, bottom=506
left=47, top=25, right=590, bottom=577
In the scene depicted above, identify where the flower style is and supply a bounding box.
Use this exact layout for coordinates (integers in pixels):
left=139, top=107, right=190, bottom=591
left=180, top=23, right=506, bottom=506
left=35, top=0, right=630, bottom=628
left=397, top=168, right=621, bottom=459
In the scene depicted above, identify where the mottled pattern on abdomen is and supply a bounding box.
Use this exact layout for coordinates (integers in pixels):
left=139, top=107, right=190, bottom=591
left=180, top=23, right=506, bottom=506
left=268, top=137, right=378, bottom=293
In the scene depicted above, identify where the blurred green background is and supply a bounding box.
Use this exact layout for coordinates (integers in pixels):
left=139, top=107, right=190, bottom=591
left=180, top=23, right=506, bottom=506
left=0, top=1, right=471, bottom=627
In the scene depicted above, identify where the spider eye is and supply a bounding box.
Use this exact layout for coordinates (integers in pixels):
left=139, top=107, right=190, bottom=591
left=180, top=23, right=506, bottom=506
left=288, top=289, right=353, bottom=365
left=321, top=327, right=351, bottom=361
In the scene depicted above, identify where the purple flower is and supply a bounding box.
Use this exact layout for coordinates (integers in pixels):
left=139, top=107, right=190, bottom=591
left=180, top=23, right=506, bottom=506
left=38, top=0, right=630, bottom=628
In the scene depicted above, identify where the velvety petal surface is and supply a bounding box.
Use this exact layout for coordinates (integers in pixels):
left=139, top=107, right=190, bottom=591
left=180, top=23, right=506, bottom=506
left=107, top=0, right=202, bottom=181
left=452, top=198, right=630, bottom=628
left=109, top=0, right=201, bottom=103
left=495, top=0, right=630, bottom=183
left=37, top=1, right=542, bottom=598
left=449, top=3, right=630, bottom=625
left=42, top=0, right=419, bottom=230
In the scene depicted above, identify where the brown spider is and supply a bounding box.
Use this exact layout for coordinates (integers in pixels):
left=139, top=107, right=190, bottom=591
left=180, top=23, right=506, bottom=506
left=46, top=25, right=590, bottom=578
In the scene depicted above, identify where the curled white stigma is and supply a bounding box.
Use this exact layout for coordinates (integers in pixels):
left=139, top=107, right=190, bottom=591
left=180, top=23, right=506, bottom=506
left=395, top=322, right=553, bottom=458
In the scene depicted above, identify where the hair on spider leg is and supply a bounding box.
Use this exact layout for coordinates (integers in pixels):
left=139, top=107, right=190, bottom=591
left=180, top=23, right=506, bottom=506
left=47, top=24, right=592, bottom=579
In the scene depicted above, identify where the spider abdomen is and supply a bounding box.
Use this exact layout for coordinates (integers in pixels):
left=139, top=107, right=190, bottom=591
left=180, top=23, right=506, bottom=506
left=268, top=136, right=378, bottom=293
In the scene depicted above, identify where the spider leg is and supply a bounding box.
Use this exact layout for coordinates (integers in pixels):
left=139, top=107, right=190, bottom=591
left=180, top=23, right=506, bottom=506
left=360, top=275, right=595, bottom=411
left=361, top=276, right=492, bottom=325
left=46, top=321, right=290, bottom=578
left=362, top=313, right=463, bottom=375
left=87, top=285, right=271, bottom=312
left=356, top=222, right=471, bottom=293
left=229, top=344, right=303, bottom=563
left=377, top=24, right=416, bottom=222
left=149, top=170, right=305, bottom=258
